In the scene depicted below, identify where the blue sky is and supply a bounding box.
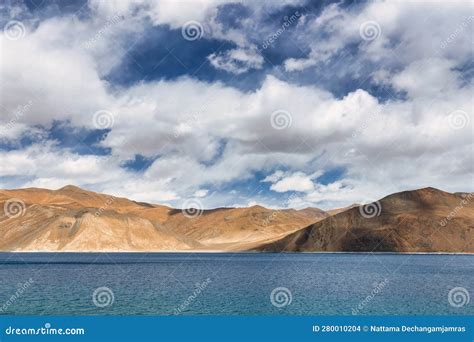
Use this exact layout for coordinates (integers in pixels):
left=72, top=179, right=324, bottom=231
left=0, top=0, right=472, bottom=209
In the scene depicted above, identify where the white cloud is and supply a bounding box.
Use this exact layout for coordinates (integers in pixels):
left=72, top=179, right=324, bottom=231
left=283, top=1, right=474, bottom=74
left=208, top=47, right=264, bottom=74
left=1, top=65, right=471, bottom=207
left=0, top=0, right=472, bottom=210
left=89, top=0, right=224, bottom=28
left=193, top=189, right=209, bottom=198
left=391, top=58, right=460, bottom=98
left=262, top=170, right=286, bottom=183
left=269, top=172, right=316, bottom=193
left=283, top=57, right=317, bottom=72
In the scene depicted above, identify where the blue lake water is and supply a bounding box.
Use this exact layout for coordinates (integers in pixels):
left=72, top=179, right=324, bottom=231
left=0, top=253, right=472, bottom=315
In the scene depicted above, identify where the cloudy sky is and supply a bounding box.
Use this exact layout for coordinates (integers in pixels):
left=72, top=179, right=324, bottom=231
left=0, top=0, right=472, bottom=210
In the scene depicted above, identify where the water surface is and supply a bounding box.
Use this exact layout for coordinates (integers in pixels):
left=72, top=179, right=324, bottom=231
left=0, top=253, right=472, bottom=315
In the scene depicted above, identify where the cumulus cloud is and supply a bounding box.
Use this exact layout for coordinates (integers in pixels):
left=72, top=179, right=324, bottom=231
left=0, top=0, right=472, bottom=210
left=283, top=1, right=473, bottom=75
left=89, top=0, right=225, bottom=28
left=266, top=172, right=316, bottom=193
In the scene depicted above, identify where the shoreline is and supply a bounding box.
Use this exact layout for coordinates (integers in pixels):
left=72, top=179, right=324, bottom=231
left=1, top=251, right=473, bottom=255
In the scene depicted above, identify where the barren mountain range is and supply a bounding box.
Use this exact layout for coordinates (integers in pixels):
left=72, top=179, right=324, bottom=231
left=0, top=185, right=472, bottom=253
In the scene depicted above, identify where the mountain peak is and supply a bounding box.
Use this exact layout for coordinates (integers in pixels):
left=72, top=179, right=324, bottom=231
left=58, top=185, right=84, bottom=192
left=58, top=184, right=81, bottom=191
left=249, top=205, right=266, bottom=210
left=415, top=186, right=444, bottom=193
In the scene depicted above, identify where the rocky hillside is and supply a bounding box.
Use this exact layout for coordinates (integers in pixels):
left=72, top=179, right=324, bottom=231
left=255, top=188, right=474, bottom=253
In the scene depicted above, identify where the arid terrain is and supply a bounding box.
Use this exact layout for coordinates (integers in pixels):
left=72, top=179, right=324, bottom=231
left=257, top=188, right=474, bottom=253
left=0, top=186, right=472, bottom=253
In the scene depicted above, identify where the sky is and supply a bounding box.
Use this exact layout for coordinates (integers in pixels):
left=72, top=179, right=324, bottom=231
left=0, top=0, right=473, bottom=210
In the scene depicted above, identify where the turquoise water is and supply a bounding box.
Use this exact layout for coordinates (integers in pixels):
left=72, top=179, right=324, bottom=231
left=0, top=253, right=472, bottom=315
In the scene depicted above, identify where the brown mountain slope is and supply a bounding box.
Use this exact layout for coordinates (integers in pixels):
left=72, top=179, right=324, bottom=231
left=0, top=185, right=169, bottom=213
left=158, top=205, right=328, bottom=250
left=255, top=187, right=474, bottom=253
left=0, top=186, right=327, bottom=252
left=326, top=203, right=359, bottom=216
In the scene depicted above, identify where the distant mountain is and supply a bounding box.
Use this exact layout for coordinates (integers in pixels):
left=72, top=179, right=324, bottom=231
left=326, top=203, right=359, bottom=216
left=0, top=185, right=327, bottom=252
left=255, top=188, right=474, bottom=253
left=1, top=186, right=472, bottom=253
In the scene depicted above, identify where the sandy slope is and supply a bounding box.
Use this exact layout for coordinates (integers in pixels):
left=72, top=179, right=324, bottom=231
left=0, top=185, right=326, bottom=251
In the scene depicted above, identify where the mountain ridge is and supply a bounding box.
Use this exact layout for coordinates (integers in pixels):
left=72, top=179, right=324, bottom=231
left=256, top=187, right=473, bottom=253
left=0, top=185, right=472, bottom=253
left=0, top=185, right=327, bottom=251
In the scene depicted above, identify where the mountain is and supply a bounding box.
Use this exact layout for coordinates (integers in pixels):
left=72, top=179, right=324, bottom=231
left=1, top=186, right=472, bottom=253
left=326, top=203, right=359, bottom=216
left=0, top=186, right=327, bottom=252
left=255, top=187, right=474, bottom=253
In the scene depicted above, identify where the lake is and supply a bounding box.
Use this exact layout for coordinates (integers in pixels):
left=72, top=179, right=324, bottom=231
left=0, top=253, right=472, bottom=315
